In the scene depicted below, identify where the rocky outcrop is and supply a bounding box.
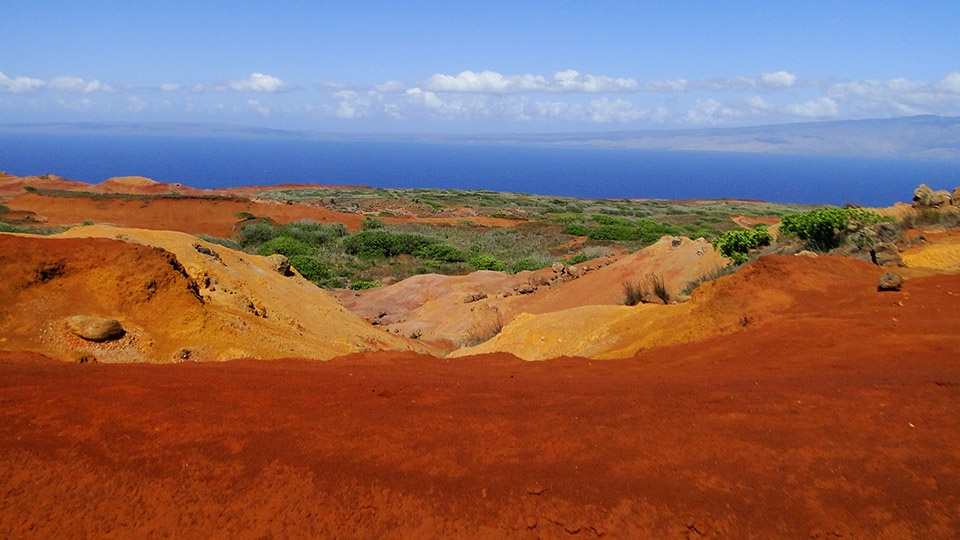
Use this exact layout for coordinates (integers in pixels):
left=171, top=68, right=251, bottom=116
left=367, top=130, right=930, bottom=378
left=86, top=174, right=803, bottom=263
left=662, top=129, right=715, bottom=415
left=913, top=184, right=953, bottom=208
left=66, top=316, right=125, bottom=342
left=871, top=243, right=904, bottom=267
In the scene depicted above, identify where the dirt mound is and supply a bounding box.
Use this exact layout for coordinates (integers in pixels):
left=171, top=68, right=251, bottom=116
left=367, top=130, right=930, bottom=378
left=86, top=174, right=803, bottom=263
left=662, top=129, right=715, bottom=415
left=0, top=226, right=425, bottom=362
left=453, top=254, right=887, bottom=360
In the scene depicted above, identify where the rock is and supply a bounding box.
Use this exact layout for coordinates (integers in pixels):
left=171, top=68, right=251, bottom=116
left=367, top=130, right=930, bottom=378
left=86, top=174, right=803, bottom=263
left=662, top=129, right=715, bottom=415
left=878, top=272, right=904, bottom=292
left=516, top=283, right=537, bottom=294
left=551, top=262, right=564, bottom=274
left=463, top=292, right=488, bottom=303
left=913, top=184, right=952, bottom=208
left=66, top=316, right=125, bottom=342
left=871, top=243, right=904, bottom=267
left=952, top=187, right=960, bottom=206
left=266, top=254, right=294, bottom=276
left=795, top=250, right=819, bottom=258
left=193, top=243, right=220, bottom=260
left=671, top=236, right=683, bottom=248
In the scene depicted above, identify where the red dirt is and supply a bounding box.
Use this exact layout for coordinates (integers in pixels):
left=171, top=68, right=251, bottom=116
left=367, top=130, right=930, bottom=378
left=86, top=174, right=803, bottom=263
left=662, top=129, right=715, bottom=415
left=3, top=275, right=960, bottom=538
left=5, top=192, right=365, bottom=237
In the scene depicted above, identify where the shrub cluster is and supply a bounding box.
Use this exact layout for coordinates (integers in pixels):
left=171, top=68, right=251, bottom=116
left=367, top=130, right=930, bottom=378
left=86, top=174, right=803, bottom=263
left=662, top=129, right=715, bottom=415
left=712, top=226, right=772, bottom=265
left=563, top=215, right=682, bottom=243
left=341, top=231, right=466, bottom=261
left=779, top=207, right=891, bottom=252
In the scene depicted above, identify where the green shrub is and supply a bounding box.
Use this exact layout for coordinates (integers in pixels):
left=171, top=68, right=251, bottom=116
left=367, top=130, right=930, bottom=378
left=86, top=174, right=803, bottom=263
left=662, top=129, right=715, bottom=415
left=568, top=253, right=590, bottom=265
left=414, top=242, right=467, bottom=263
left=238, top=222, right=276, bottom=247
left=361, top=217, right=386, bottom=230
left=563, top=223, right=591, bottom=236
left=469, top=253, right=506, bottom=272
left=256, top=236, right=314, bottom=258
left=712, top=226, right=772, bottom=264
left=348, top=280, right=380, bottom=290
left=341, top=231, right=436, bottom=258
left=288, top=255, right=330, bottom=282
left=509, top=257, right=550, bottom=274
left=780, top=207, right=891, bottom=252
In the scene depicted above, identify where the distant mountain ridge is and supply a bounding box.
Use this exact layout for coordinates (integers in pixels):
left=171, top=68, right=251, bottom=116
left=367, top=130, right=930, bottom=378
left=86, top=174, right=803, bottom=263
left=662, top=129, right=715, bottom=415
left=2, top=115, right=959, bottom=160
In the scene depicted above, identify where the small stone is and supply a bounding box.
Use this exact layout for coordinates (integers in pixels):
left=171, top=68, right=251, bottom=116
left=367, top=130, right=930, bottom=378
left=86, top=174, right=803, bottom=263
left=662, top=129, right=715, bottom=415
left=878, top=272, right=904, bottom=292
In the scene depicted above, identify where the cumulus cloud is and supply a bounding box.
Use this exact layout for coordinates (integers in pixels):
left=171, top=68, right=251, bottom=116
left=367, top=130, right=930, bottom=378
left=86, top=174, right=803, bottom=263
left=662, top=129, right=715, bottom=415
left=0, top=71, right=45, bottom=93
left=219, top=73, right=294, bottom=93
left=760, top=71, right=798, bottom=88
left=160, top=83, right=181, bottom=92
left=47, top=76, right=113, bottom=93
left=417, top=69, right=639, bottom=94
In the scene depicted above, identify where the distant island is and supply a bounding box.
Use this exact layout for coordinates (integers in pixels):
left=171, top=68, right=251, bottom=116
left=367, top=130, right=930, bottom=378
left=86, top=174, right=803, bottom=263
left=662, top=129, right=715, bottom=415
left=2, top=115, right=960, bottom=160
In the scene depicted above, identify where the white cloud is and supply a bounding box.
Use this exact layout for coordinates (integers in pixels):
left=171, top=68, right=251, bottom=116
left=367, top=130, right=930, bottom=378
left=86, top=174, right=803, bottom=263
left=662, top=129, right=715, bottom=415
left=420, top=70, right=547, bottom=93
left=588, top=98, right=648, bottom=123
left=418, top=69, right=639, bottom=94
left=760, top=71, right=798, bottom=88
left=644, top=79, right=689, bottom=92
left=935, top=72, right=960, bottom=93
left=220, top=73, right=294, bottom=93
left=47, top=76, right=113, bottom=93
left=784, top=97, right=840, bottom=118
left=0, top=71, right=45, bottom=93
left=374, top=80, right=407, bottom=93
left=160, top=83, right=181, bottom=92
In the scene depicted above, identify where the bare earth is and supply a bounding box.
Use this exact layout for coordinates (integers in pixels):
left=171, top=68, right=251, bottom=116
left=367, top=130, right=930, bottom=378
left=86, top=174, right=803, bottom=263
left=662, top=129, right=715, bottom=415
left=2, top=173, right=960, bottom=537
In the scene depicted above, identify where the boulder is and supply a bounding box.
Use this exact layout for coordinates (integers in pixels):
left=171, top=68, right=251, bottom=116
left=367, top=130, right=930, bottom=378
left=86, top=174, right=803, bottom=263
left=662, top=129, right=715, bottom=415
left=66, top=316, right=125, bottom=342
left=871, top=243, right=904, bottom=267
left=877, top=273, right=904, bottom=292
left=952, top=187, right=960, bottom=206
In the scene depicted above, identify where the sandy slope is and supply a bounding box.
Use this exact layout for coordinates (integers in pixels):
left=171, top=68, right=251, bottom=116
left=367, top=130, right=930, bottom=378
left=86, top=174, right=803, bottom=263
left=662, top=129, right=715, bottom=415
left=0, top=226, right=426, bottom=362
left=453, top=254, right=904, bottom=360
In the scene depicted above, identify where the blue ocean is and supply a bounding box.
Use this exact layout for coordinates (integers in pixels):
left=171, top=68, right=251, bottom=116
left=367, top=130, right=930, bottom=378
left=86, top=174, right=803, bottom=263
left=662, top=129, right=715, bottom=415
left=2, top=132, right=959, bottom=206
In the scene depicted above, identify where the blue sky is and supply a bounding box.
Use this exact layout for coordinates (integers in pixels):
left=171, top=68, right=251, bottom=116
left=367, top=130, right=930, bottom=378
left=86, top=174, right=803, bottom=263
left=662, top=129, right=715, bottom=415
left=1, top=1, right=959, bottom=133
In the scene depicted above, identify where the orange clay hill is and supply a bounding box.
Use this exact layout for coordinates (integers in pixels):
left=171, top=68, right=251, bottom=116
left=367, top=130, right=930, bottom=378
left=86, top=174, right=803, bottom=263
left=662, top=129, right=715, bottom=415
left=2, top=172, right=960, bottom=537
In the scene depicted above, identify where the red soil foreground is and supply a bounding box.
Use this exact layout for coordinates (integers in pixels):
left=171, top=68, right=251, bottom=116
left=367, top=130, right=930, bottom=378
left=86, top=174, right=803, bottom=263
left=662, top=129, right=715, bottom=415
left=3, top=311, right=960, bottom=539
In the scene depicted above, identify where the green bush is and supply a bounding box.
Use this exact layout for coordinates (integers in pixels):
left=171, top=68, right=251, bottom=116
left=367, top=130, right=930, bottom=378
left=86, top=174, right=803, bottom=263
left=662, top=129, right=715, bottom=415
left=256, top=236, right=314, bottom=258
left=469, top=253, right=506, bottom=272
left=568, top=253, right=590, bottom=265
left=414, top=242, right=467, bottom=263
left=288, top=255, right=330, bottom=282
left=712, top=226, right=772, bottom=264
left=780, top=207, right=891, bottom=252
left=348, top=280, right=380, bottom=290
left=509, top=257, right=550, bottom=274
left=342, top=231, right=437, bottom=258
left=361, top=217, right=386, bottom=230
left=563, top=223, right=592, bottom=236
left=238, top=222, right=276, bottom=247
